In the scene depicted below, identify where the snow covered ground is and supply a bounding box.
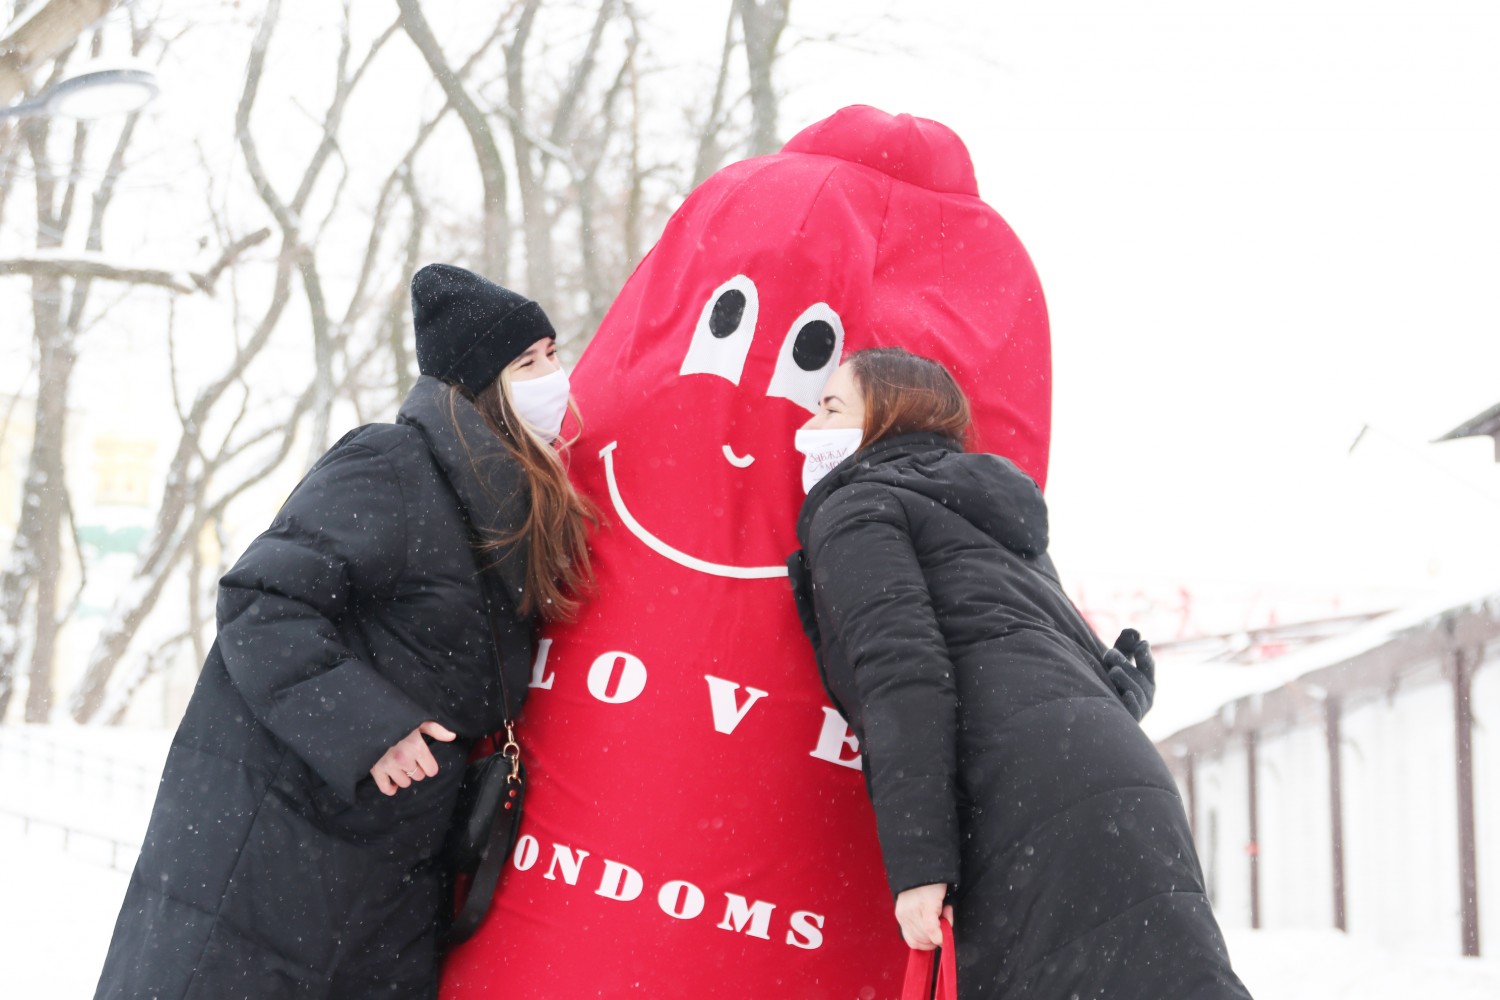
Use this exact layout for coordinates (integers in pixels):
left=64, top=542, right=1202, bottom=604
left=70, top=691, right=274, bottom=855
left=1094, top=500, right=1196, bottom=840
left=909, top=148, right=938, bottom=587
left=1222, top=929, right=1500, bottom=1000
left=2, top=832, right=130, bottom=998
left=0, top=725, right=161, bottom=998
left=4, top=726, right=1499, bottom=998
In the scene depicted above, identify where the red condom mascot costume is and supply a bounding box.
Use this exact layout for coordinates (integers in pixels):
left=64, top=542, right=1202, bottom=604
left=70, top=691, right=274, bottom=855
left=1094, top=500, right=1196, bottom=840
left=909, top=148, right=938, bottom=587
left=442, top=105, right=1050, bottom=999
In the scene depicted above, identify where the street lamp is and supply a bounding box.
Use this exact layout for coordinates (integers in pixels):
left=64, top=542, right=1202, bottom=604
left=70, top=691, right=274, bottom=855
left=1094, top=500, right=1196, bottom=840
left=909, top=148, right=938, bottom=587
left=0, top=65, right=158, bottom=121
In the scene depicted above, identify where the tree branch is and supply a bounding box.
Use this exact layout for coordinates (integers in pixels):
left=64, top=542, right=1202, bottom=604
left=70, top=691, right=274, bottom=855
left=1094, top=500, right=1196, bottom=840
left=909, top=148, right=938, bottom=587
left=194, top=226, right=273, bottom=293
left=0, top=229, right=272, bottom=295
left=548, top=0, right=615, bottom=152
left=0, top=0, right=112, bottom=105
left=692, top=3, right=737, bottom=187
left=397, top=0, right=511, bottom=280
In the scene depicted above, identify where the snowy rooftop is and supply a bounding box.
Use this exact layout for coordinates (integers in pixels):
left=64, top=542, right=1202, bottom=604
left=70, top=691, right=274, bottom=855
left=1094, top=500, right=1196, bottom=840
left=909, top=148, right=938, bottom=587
left=1145, top=574, right=1500, bottom=744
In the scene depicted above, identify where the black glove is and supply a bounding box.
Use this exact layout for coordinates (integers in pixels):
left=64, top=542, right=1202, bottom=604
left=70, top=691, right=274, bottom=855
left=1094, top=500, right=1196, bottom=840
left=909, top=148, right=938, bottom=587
left=1103, top=628, right=1156, bottom=722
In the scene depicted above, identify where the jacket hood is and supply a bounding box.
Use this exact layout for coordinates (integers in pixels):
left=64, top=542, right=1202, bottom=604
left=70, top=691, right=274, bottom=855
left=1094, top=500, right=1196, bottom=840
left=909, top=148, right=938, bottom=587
left=798, top=432, right=1049, bottom=559
left=397, top=375, right=532, bottom=602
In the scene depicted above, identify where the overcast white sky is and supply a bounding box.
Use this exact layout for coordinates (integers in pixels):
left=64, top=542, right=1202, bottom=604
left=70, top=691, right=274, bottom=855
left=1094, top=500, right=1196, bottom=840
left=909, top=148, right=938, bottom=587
left=12, top=0, right=1500, bottom=634
left=693, top=0, right=1500, bottom=609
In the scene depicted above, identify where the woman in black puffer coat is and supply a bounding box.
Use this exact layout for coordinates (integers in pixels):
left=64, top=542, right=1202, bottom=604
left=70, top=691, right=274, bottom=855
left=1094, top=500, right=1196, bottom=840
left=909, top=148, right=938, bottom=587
left=788, top=348, right=1250, bottom=1000
left=94, top=264, right=594, bottom=1000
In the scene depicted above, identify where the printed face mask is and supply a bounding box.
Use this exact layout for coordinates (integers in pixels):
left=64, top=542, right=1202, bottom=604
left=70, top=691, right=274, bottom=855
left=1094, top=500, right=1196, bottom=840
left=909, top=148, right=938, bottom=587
left=794, top=427, right=863, bottom=494
left=511, top=367, right=571, bottom=442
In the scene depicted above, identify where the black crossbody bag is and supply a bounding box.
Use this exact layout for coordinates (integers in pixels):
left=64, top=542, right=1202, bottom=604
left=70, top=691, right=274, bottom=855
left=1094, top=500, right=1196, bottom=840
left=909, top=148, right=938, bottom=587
left=441, top=553, right=529, bottom=946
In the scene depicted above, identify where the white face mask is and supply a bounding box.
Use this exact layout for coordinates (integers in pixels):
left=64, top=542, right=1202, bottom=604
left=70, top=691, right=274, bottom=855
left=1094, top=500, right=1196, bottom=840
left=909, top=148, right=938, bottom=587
left=509, top=367, right=571, bottom=442
left=794, top=427, right=863, bottom=494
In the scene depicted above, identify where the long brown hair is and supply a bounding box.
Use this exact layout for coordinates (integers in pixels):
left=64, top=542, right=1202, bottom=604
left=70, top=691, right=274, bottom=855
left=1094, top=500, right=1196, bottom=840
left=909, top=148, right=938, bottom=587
left=448, top=378, right=597, bottom=622
left=848, top=347, right=972, bottom=448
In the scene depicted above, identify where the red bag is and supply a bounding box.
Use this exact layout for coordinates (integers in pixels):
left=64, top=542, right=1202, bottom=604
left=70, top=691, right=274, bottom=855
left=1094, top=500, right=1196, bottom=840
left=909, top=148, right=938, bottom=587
left=901, top=917, right=957, bottom=1000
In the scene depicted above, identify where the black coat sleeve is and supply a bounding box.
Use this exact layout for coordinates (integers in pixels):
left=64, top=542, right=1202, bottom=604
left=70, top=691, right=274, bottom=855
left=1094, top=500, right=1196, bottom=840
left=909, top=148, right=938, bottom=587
left=216, top=440, right=429, bottom=803
left=807, top=484, right=961, bottom=898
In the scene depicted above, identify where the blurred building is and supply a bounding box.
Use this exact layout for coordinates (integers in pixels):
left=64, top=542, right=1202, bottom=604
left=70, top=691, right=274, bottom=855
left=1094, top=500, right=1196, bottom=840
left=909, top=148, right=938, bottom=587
left=0, top=394, right=166, bottom=722
left=1156, top=586, right=1500, bottom=959
left=1438, top=400, right=1500, bottom=462
left=0, top=393, right=30, bottom=535
left=0, top=405, right=158, bottom=569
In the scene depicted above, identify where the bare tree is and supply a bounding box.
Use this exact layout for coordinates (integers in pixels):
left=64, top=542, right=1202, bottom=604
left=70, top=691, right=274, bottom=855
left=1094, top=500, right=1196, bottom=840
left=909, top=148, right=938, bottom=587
left=234, top=0, right=404, bottom=461
left=0, top=2, right=280, bottom=722
left=55, top=0, right=803, bottom=725
left=61, top=218, right=281, bottom=724
left=0, top=16, right=145, bottom=721
left=72, top=0, right=519, bottom=719
left=71, top=0, right=418, bottom=719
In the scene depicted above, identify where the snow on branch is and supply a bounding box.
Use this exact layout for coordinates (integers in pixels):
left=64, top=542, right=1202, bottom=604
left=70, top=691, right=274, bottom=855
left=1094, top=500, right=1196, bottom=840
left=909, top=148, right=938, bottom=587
left=0, top=229, right=271, bottom=295
left=1, top=251, right=199, bottom=292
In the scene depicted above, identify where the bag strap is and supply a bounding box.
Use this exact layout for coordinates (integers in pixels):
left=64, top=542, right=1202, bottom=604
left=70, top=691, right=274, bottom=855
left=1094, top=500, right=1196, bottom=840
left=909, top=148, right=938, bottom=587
left=441, top=525, right=531, bottom=949
left=471, top=562, right=525, bottom=834
left=900, top=917, right=957, bottom=1000
left=468, top=551, right=521, bottom=725
left=444, top=527, right=536, bottom=943
left=462, top=548, right=526, bottom=827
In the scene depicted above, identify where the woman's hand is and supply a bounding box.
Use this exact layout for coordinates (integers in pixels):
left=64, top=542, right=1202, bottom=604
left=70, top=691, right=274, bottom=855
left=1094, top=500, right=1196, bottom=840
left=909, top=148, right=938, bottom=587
left=895, top=883, right=953, bottom=950
left=371, top=721, right=457, bottom=796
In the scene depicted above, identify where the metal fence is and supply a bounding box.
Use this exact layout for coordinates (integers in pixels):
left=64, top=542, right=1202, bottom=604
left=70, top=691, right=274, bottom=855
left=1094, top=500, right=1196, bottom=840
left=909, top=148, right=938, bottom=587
left=0, top=727, right=156, bottom=801
left=0, top=727, right=157, bottom=872
left=0, top=804, right=140, bottom=872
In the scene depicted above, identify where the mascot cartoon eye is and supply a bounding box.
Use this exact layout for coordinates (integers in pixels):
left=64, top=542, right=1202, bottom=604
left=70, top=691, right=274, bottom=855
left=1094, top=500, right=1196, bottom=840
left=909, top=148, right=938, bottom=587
left=766, top=303, right=845, bottom=414
left=680, top=275, right=760, bottom=384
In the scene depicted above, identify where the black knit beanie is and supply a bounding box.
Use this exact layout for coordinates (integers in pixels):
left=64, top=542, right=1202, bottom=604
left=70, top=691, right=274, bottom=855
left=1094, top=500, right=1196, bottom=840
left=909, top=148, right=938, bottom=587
left=410, top=263, right=556, bottom=395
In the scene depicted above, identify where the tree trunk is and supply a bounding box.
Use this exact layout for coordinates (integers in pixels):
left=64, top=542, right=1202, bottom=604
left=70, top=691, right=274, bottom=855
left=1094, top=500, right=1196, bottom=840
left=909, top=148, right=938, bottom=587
left=0, top=534, right=34, bottom=719
left=691, top=6, right=737, bottom=188
left=504, top=0, right=556, bottom=304
left=622, top=39, right=642, bottom=271
left=300, top=255, right=336, bottom=463
left=390, top=172, right=427, bottom=399
left=2, top=97, right=79, bottom=722
left=21, top=273, right=73, bottom=721
left=734, top=0, right=790, bottom=157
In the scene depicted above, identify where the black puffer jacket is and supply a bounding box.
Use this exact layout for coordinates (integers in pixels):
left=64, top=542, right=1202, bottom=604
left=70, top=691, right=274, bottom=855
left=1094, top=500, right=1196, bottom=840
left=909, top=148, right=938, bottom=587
left=789, top=434, right=1250, bottom=1000
left=94, top=377, right=536, bottom=1000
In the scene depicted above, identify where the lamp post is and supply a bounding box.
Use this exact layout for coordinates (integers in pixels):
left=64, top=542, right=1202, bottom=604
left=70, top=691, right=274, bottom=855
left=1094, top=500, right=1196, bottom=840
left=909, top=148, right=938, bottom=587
left=0, top=65, right=158, bottom=121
